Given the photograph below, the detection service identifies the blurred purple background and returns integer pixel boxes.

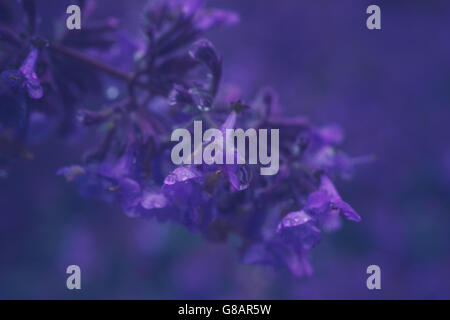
[1,0,450,299]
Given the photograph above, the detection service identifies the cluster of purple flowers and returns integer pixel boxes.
[0,0,362,277]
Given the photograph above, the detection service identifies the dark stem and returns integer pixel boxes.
[0,23,166,96]
[49,43,166,96]
[49,42,132,82]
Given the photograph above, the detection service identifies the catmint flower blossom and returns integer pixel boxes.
[1,48,43,100]
[0,0,365,277]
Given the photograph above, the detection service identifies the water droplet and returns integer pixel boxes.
[106,86,119,100]
[197,105,210,112]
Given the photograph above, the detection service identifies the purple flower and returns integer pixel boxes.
[162,166,205,207]
[1,47,43,100]
[0,0,365,278]
[189,39,222,96]
[305,174,361,223]
[195,9,240,31]
[276,211,321,250]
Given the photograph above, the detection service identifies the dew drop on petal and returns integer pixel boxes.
[106,86,119,100]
